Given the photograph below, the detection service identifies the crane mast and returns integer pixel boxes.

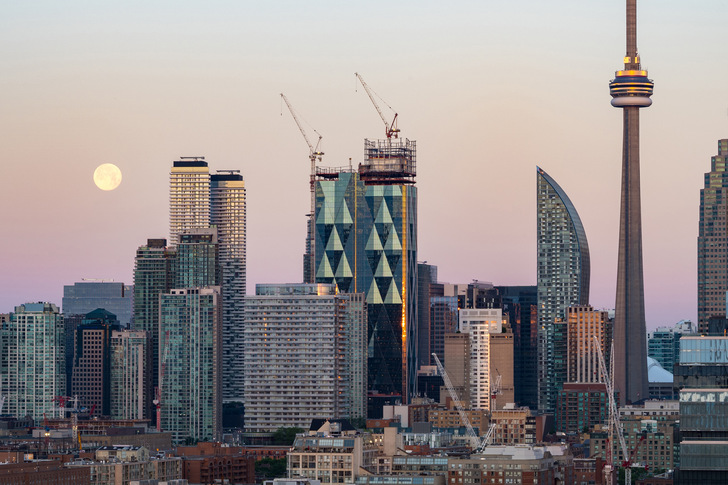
[354,72,400,139]
[280,93,324,282]
[595,338,632,485]
[432,353,495,454]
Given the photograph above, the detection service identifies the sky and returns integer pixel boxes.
[1,1,727,329]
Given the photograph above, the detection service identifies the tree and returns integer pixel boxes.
[272,427,304,446]
[256,458,287,479]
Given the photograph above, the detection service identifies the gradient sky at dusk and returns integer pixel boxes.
[2,1,727,329]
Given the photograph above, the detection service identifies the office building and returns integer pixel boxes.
[536,167,590,411]
[110,329,151,420]
[698,139,728,332]
[417,263,437,369]
[71,309,120,416]
[429,287,458,367]
[313,138,417,401]
[159,287,222,443]
[671,336,728,483]
[1,303,65,419]
[673,336,728,390]
[210,171,246,403]
[169,157,210,247]
[62,280,133,326]
[566,306,610,384]
[497,286,538,410]
[132,238,176,410]
[648,320,697,371]
[244,284,367,432]
[610,0,653,405]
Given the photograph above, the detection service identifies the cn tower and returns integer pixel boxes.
[610,0,652,404]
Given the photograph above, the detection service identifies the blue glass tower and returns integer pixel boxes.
[314,138,417,402]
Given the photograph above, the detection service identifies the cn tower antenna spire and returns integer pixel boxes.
[626,0,638,65]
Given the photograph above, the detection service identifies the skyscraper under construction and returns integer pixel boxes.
[313,138,418,402]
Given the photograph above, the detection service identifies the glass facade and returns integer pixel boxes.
[536,167,590,412]
[497,285,538,410]
[314,161,417,400]
[110,329,150,420]
[62,281,134,327]
[133,238,175,416]
[679,336,728,364]
[2,303,65,419]
[159,287,221,443]
[697,139,728,333]
[210,172,246,403]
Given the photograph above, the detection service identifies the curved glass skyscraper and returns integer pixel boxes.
[536,167,590,411]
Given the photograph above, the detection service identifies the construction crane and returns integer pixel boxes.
[355,72,400,139]
[432,353,495,453]
[491,369,502,412]
[153,330,171,432]
[280,93,324,281]
[595,338,634,485]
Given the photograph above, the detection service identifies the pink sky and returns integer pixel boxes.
[2,1,728,329]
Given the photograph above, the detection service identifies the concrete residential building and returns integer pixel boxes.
[71,309,120,416]
[312,137,418,401]
[210,171,247,403]
[536,167,590,412]
[566,305,610,384]
[2,302,65,419]
[244,284,367,432]
[442,333,471,407]
[62,280,133,327]
[447,446,558,485]
[110,329,151,420]
[169,157,211,247]
[459,309,503,412]
[287,419,378,483]
[610,0,653,405]
[556,382,609,434]
[159,287,222,443]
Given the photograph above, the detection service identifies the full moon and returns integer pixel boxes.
[93,163,122,191]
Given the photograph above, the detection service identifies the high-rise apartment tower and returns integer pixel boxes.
[610,0,653,404]
[1,303,65,419]
[169,158,210,247]
[536,167,590,411]
[210,171,246,402]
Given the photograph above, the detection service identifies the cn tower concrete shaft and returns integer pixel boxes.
[610,0,651,404]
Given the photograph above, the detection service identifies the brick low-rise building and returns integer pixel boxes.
[176,441,255,485]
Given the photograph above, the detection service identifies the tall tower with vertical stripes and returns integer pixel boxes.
[610,0,653,404]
